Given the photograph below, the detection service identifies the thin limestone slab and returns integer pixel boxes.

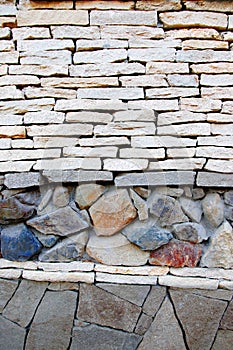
[96,272,158,285]
[159,275,219,290]
[94,265,169,276]
[22,270,95,283]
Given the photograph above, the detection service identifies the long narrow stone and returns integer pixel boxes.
[96,272,158,285]
[23,270,95,283]
[159,276,218,289]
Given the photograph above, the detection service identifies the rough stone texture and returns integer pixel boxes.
[0,315,26,350]
[202,193,225,227]
[173,222,208,243]
[0,196,35,224]
[2,279,48,327]
[179,197,203,223]
[25,291,77,350]
[89,189,137,236]
[27,206,89,237]
[170,289,227,350]
[71,324,141,350]
[1,223,42,261]
[75,184,105,209]
[77,283,141,332]
[201,221,233,269]
[212,330,233,350]
[0,279,18,312]
[138,297,186,350]
[220,300,233,331]
[149,239,202,267]
[142,285,166,317]
[86,232,149,266]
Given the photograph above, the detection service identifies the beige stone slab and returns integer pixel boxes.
[0,17,16,28]
[66,111,112,124]
[79,137,130,147]
[0,52,19,64]
[170,267,233,280]
[158,123,210,136]
[94,264,169,275]
[136,0,182,11]
[55,99,127,112]
[0,139,11,149]
[101,26,164,39]
[91,10,157,26]
[0,126,26,139]
[41,77,118,88]
[207,113,233,123]
[0,86,24,100]
[51,26,100,39]
[18,0,73,9]
[185,0,233,12]
[222,32,233,41]
[159,276,218,290]
[182,40,228,50]
[12,139,33,149]
[167,148,196,158]
[219,281,233,290]
[201,74,233,87]
[177,50,233,63]
[0,4,16,16]
[27,124,93,137]
[20,50,72,65]
[0,149,60,162]
[181,98,221,112]
[196,146,233,159]
[0,40,14,52]
[160,11,227,30]
[128,99,179,111]
[76,1,134,9]
[202,87,233,99]
[12,27,50,40]
[0,65,7,76]
[131,136,196,148]
[197,172,233,187]
[104,159,148,171]
[23,270,94,283]
[158,111,206,126]
[18,39,74,52]
[96,272,158,285]
[129,48,176,62]
[191,63,233,74]
[149,158,205,171]
[9,65,68,76]
[129,39,181,48]
[0,161,35,172]
[167,74,198,87]
[63,146,118,158]
[34,158,101,171]
[17,10,89,26]
[198,136,233,147]
[222,101,233,114]
[24,111,65,124]
[74,49,127,64]
[38,262,94,272]
[0,98,54,115]
[120,75,168,87]
[166,28,221,40]
[120,148,165,159]
[0,28,10,39]
[205,160,233,173]
[146,87,199,99]
[95,122,155,136]
[77,88,144,100]
[0,269,22,279]
[76,39,128,51]
[0,75,40,86]
[33,137,79,149]
[0,259,37,270]
[114,110,155,122]
[146,62,189,74]
[69,63,145,77]
[24,87,77,100]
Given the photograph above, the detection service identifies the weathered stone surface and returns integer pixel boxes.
[0,196,35,224]
[181,98,221,112]
[27,206,89,236]
[158,122,210,136]
[136,0,182,11]
[146,62,189,74]
[74,49,127,64]
[138,297,186,350]
[87,232,149,266]
[76,1,135,9]
[212,330,233,350]
[129,48,176,62]
[20,51,72,65]
[95,264,169,276]
[149,194,188,226]
[170,267,233,281]
[2,280,48,327]
[12,27,50,40]
[43,170,113,183]
[78,87,143,100]
[202,193,224,227]
[25,291,77,350]
[104,158,148,171]
[179,197,203,222]
[96,272,158,285]
[197,172,233,187]
[33,231,59,248]
[70,62,145,77]
[162,276,218,292]
[89,189,137,236]
[143,285,166,317]
[182,39,228,50]
[0,315,26,350]
[1,224,42,261]
[160,11,227,30]
[75,184,106,209]
[97,283,150,307]
[122,218,173,250]
[185,0,233,12]
[52,185,69,208]
[77,283,141,332]
[135,313,153,336]
[101,26,164,39]
[0,269,22,280]
[150,239,202,267]
[71,324,141,350]
[201,221,233,269]
[146,87,198,98]
[221,300,233,330]
[0,279,18,312]
[23,270,94,284]
[224,191,233,207]
[0,126,26,139]
[191,63,233,74]
[91,10,157,26]
[170,289,227,350]
[38,232,88,262]
[173,222,208,243]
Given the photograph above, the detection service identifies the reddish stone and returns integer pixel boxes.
[149,239,202,267]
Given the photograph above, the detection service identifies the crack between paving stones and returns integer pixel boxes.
[67,289,79,350]
[209,300,231,350]
[168,289,190,350]
[2,278,21,313]
[132,285,152,333]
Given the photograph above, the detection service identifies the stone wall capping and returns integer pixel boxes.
[0,268,22,280]
[22,270,95,284]
[96,272,158,285]
[94,265,169,276]
[38,261,95,272]
[159,275,219,290]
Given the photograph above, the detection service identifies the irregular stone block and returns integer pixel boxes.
[26,291,77,350]
[20,50,72,65]
[96,272,157,285]
[43,170,113,183]
[135,313,153,336]
[146,87,199,98]
[179,197,203,222]
[104,158,148,171]
[185,0,233,12]
[129,48,176,62]
[224,191,233,207]
[182,39,228,50]
[149,239,202,267]
[91,10,157,26]
[221,300,233,330]
[197,172,233,187]
[101,26,164,39]
[76,1,135,9]
[52,185,69,208]
[0,279,18,313]
[136,0,182,11]
[71,324,141,350]
[74,49,127,64]
[146,62,189,73]
[77,283,141,332]
[12,27,50,40]
[27,206,89,237]
[129,189,148,221]
[3,280,48,327]
[191,63,233,74]
[0,315,26,350]
[75,184,105,209]
[87,232,149,266]
[173,222,208,243]
[89,189,137,236]
[201,221,233,268]
[77,87,144,100]
[202,193,224,227]
[212,330,233,350]
[0,196,35,224]
[4,172,40,189]
[143,285,166,317]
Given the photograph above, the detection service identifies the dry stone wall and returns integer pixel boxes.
[0,0,233,269]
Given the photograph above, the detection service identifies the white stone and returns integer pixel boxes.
[41,77,118,88]
[229,16,233,30]
[0,75,40,86]
[0,139,11,149]
[167,74,199,87]
[159,276,218,290]
[24,87,77,100]
[0,65,7,75]
[191,63,233,74]
[27,124,92,136]
[0,126,26,138]
[211,124,233,135]
[20,50,72,65]
[74,49,127,64]
[55,99,127,112]
[207,113,233,123]
[91,10,157,26]
[146,87,199,98]
[0,86,24,100]
[94,264,169,276]
[76,39,128,50]
[166,28,221,40]
[104,159,148,171]
[181,98,221,112]
[12,139,33,148]
[79,137,130,147]
[129,48,176,62]
[202,87,233,99]
[77,87,143,100]
[219,281,233,290]
[18,39,74,52]
[158,111,206,126]
[182,39,228,50]
[196,147,233,159]
[120,148,165,159]
[24,111,65,124]
[34,158,101,171]
[12,27,50,40]
[0,149,60,161]
[197,172,233,187]
[0,4,16,16]
[95,122,155,136]
[33,137,79,148]
[51,25,100,39]
[114,110,155,121]
[222,102,233,114]
[170,267,233,281]
[0,269,22,279]
[0,259,37,270]
[0,28,10,39]
[120,75,168,87]
[198,136,233,147]
[96,273,158,285]
[176,50,233,63]
[69,63,145,77]
[128,99,179,111]
[101,26,164,39]
[0,40,14,52]
[22,270,94,283]
[4,172,40,189]
[63,146,118,158]
[76,1,134,9]
[146,62,189,74]
[157,123,210,136]
[201,74,233,87]
[66,112,112,123]
[149,158,205,171]
[18,0,73,9]
[185,1,233,12]
[136,0,182,11]
[0,161,35,172]
[205,160,233,173]
[17,10,89,26]
[0,52,19,64]
[131,136,196,148]
[38,261,94,272]
[167,148,195,158]
[9,65,68,76]
[129,39,181,48]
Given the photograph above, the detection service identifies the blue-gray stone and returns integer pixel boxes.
[1,223,42,261]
